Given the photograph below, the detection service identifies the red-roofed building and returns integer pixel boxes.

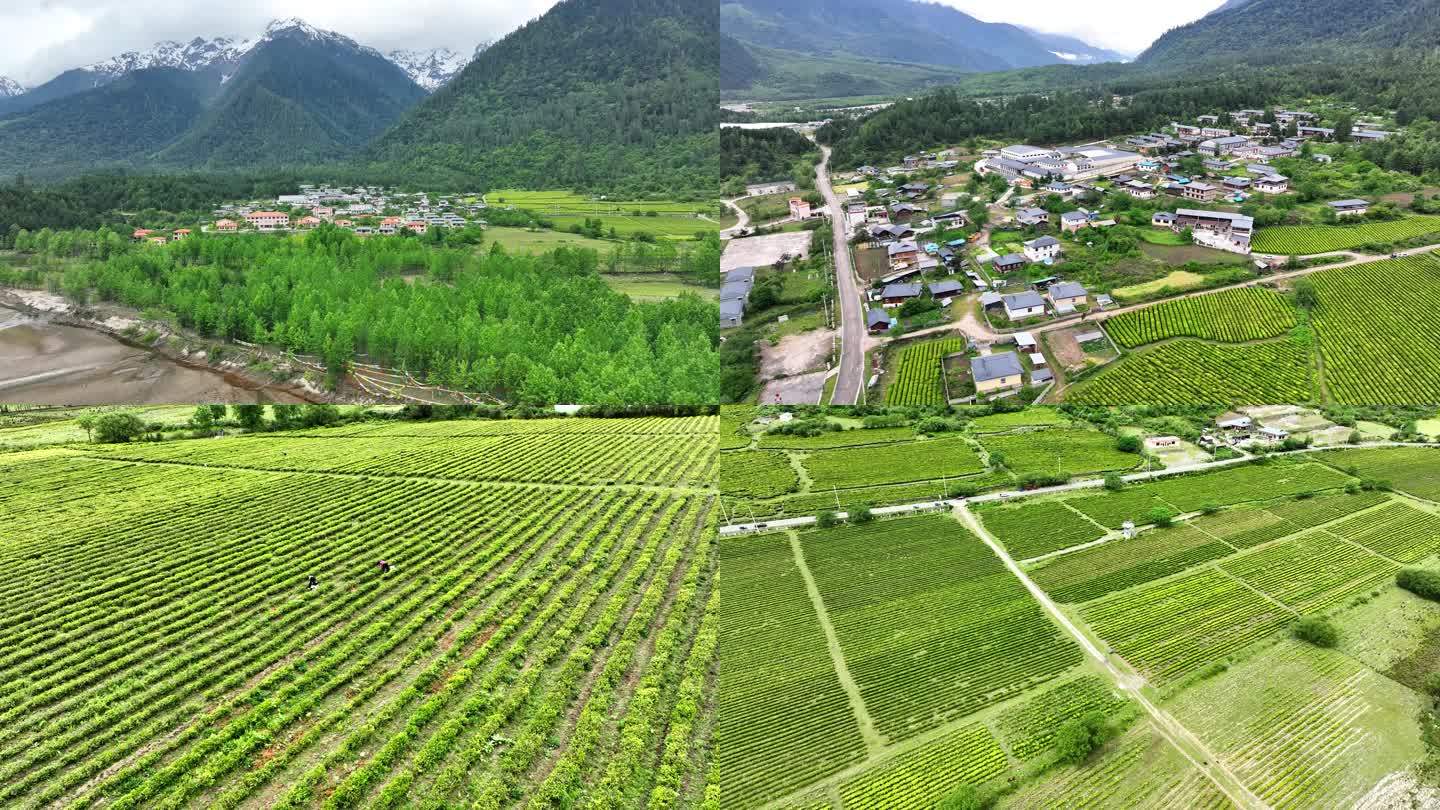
[132,228,154,240]
[149,236,168,246]
[214,219,238,232]
[405,221,427,234]
[244,211,290,231]
[297,216,322,229]
[172,229,192,241]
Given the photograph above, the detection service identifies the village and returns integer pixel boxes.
[127,184,488,244]
[721,101,1436,405]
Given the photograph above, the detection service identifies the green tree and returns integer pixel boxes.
[300,404,342,428]
[1292,616,1339,647]
[94,412,146,443]
[1054,711,1112,764]
[1103,473,1125,491]
[816,510,838,528]
[231,404,265,430]
[1147,506,1174,528]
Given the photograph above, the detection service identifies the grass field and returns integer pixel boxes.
[802,436,987,489]
[1252,215,1440,254]
[1111,270,1206,301]
[484,225,616,253]
[486,190,716,241]
[979,428,1141,479]
[0,406,197,450]
[0,415,717,808]
[601,273,718,301]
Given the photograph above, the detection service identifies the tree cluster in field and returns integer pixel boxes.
[17,225,717,405]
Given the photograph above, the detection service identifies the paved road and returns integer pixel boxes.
[720,198,750,239]
[717,440,1435,534]
[816,145,865,405]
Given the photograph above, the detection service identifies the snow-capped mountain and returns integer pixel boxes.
[81,36,258,84]
[0,77,24,97]
[386,48,474,92]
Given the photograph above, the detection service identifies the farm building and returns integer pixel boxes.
[1023,235,1061,263]
[1049,281,1088,312]
[1217,412,1253,430]
[1015,331,1038,352]
[994,253,1028,274]
[888,240,921,265]
[720,298,745,329]
[1152,212,1177,227]
[1172,209,1254,254]
[1017,208,1051,227]
[881,283,923,307]
[869,224,915,242]
[724,266,756,286]
[972,352,1025,394]
[1122,181,1156,200]
[1060,211,1091,232]
[1328,199,1369,217]
[1254,175,1289,194]
[867,308,893,333]
[1002,291,1046,320]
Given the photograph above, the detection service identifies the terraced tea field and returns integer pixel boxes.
[1064,337,1315,404]
[885,338,964,406]
[1251,216,1440,254]
[0,415,718,809]
[1103,287,1297,348]
[1309,255,1440,403]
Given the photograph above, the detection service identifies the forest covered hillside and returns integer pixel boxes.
[364,0,718,197]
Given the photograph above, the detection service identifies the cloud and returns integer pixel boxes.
[0,0,560,86]
[934,0,1230,55]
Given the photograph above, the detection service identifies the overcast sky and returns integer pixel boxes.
[938,0,1229,54]
[0,1,560,86]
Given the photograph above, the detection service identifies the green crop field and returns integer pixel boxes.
[1309,255,1440,403]
[1263,489,1391,527]
[1081,568,1293,685]
[1064,337,1315,404]
[979,428,1141,479]
[1251,215,1440,254]
[1325,501,1440,563]
[977,500,1105,560]
[0,416,717,809]
[968,407,1069,432]
[801,436,987,490]
[994,676,1130,761]
[886,338,965,406]
[801,516,1082,740]
[1147,462,1353,512]
[1189,506,1300,548]
[719,450,799,499]
[1319,446,1440,500]
[720,533,867,807]
[1028,525,1235,603]
[756,426,915,449]
[1218,531,1397,613]
[837,724,1007,810]
[1103,287,1298,348]
[1064,488,1179,528]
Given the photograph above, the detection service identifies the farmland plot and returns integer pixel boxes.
[1319,446,1440,501]
[1263,490,1391,528]
[1310,255,1440,403]
[1251,216,1440,254]
[1029,525,1236,603]
[1147,462,1352,513]
[837,724,1008,810]
[1167,641,1427,810]
[886,338,965,406]
[757,426,916,449]
[1218,531,1397,613]
[1081,568,1292,685]
[1064,337,1315,405]
[1190,506,1300,548]
[978,500,1106,560]
[980,428,1141,479]
[1326,501,1440,563]
[801,437,987,490]
[0,417,718,809]
[720,450,800,499]
[1104,287,1297,348]
[1065,489,1180,529]
[995,676,1131,762]
[801,516,1082,740]
[719,534,867,807]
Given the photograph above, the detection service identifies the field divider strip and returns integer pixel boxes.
[1207,562,1300,616]
[786,530,886,755]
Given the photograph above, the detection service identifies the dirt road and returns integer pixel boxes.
[817,145,865,404]
[721,198,750,239]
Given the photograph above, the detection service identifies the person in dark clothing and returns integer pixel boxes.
[378,560,391,575]
[307,574,318,590]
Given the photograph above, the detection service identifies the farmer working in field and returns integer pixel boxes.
[307,574,318,590]
[378,560,391,575]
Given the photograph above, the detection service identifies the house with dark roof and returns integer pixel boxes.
[720,298,745,329]
[881,283,923,307]
[1049,281,1088,312]
[971,351,1025,394]
[993,253,1027,274]
[723,266,755,286]
[720,281,751,302]
[1328,199,1369,217]
[928,280,964,298]
[1002,291,1046,320]
[1023,235,1061,263]
[1060,211,1092,232]
[1016,208,1051,227]
[867,308,893,333]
